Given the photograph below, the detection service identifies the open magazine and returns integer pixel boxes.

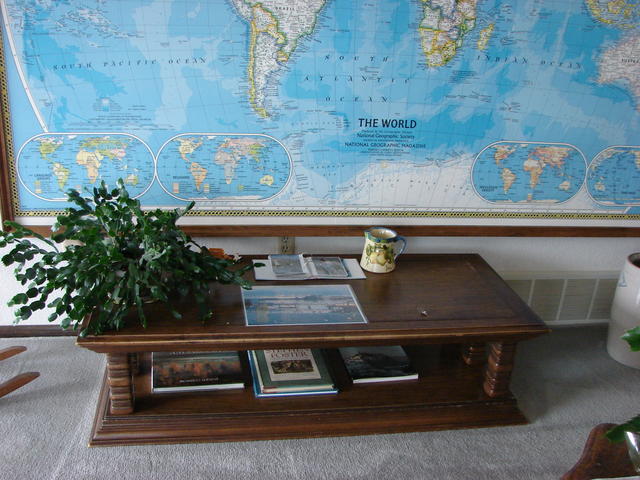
[253,254,366,281]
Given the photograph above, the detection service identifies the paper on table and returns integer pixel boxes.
[253,257,366,281]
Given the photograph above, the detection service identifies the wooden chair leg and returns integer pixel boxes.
[0,372,40,398]
[0,346,40,398]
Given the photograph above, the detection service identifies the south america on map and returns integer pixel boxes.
[1,0,640,219]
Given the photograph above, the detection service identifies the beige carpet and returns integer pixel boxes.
[1,326,638,480]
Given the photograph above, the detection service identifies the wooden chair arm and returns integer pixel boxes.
[0,346,27,361]
[0,372,40,398]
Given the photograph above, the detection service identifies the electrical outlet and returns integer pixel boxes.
[278,236,295,254]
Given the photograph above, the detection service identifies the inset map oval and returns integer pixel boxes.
[156,134,291,201]
[587,146,640,206]
[17,133,154,200]
[472,141,586,204]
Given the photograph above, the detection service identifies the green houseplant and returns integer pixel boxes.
[0,180,255,337]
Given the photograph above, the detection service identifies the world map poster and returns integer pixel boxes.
[1,0,639,223]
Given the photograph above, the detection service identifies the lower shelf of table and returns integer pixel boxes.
[89,344,529,446]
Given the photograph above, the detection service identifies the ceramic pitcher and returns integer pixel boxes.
[359,227,407,273]
[607,252,640,369]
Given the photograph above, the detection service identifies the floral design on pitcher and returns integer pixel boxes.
[365,243,394,267]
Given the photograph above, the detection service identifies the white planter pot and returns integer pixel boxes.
[608,253,640,369]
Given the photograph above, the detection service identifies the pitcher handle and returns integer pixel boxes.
[394,236,407,259]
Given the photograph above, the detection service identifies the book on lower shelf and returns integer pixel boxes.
[151,351,246,393]
[248,348,337,397]
[339,346,419,383]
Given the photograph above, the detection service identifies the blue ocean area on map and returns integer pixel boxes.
[2,0,640,217]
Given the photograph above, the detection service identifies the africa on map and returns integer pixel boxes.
[1,0,639,220]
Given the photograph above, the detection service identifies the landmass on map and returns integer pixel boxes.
[476,23,494,51]
[587,0,640,110]
[215,137,266,184]
[230,0,328,117]
[76,137,132,184]
[586,0,639,29]
[597,34,640,112]
[523,146,571,191]
[419,0,479,67]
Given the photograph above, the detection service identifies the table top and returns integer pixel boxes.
[77,254,548,353]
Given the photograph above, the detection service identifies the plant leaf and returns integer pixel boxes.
[8,293,29,306]
[622,326,640,352]
[606,415,640,443]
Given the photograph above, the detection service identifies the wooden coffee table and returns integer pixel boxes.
[77,254,549,446]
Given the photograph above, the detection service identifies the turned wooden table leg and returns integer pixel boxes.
[483,342,517,398]
[106,353,134,415]
[129,353,139,375]
[462,343,485,365]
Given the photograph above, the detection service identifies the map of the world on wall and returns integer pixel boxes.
[1,0,639,219]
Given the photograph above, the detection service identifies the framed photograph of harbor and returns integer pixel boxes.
[242,285,368,326]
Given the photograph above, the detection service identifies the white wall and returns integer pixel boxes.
[1,235,637,326]
[294,236,638,273]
